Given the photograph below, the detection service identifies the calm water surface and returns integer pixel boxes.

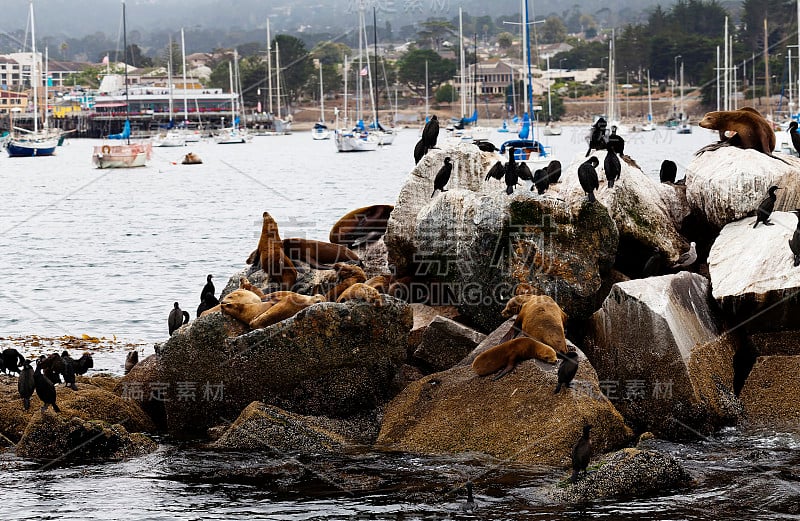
[3,125,796,520]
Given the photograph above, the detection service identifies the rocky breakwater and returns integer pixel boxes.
[384,144,619,330]
[585,272,740,438]
[154,297,412,438]
[685,146,800,229]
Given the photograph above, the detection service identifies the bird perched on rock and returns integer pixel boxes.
[546,160,562,183]
[504,148,519,195]
[672,242,697,270]
[474,139,498,152]
[607,125,625,154]
[201,274,215,302]
[414,115,440,164]
[532,168,549,195]
[1,348,24,375]
[659,160,677,183]
[431,157,453,197]
[578,157,600,202]
[125,350,139,375]
[413,138,426,164]
[197,293,219,317]
[517,161,533,183]
[571,425,592,483]
[586,118,607,156]
[18,359,34,411]
[789,210,800,267]
[34,358,60,413]
[788,121,800,155]
[168,302,189,335]
[604,148,621,188]
[753,185,782,228]
[460,481,476,513]
[554,351,579,393]
[60,351,78,391]
[74,353,94,376]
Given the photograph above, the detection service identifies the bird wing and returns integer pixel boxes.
[517,162,533,181]
[486,161,504,181]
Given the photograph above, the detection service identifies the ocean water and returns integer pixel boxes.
[4,125,796,520]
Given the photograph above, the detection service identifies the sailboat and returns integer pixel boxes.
[334,54,378,152]
[448,8,489,141]
[152,38,186,147]
[92,0,152,168]
[7,0,60,158]
[312,64,331,140]
[499,0,553,169]
[676,61,692,134]
[367,7,395,145]
[215,51,251,144]
[255,20,292,136]
[638,70,656,132]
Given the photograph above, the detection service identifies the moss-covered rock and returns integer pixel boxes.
[740,355,800,431]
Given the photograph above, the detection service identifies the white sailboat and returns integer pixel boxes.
[676,62,692,134]
[367,7,395,145]
[215,52,251,144]
[638,70,656,132]
[7,0,59,158]
[605,31,627,135]
[254,20,292,136]
[312,64,331,140]
[334,54,378,152]
[92,0,152,168]
[152,39,186,147]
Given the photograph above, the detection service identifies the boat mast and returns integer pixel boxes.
[647,69,653,122]
[266,19,273,115]
[362,11,377,125]
[30,0,39,134]
[319,64,325,122]
[167,36,174,124]
[546,54,552,120]
[373,7,379,126]
[343,55,348,126]
[275,42,282,120]
[122,0,131,144]
[357,6,363,122]
[181,28,188,125]
[524,0,534,125]
[44,46,49,130]
[425,60,429,120]
[459,7,466,118]
[228,60,234,128]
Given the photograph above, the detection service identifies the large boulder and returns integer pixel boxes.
[559,150,688,263]
[740,355,800,431]
[157,298,412,437]
[413,316,486,372]
[550,447,691,503]
[708,212,800,332]
[585,273,740,438]
[376,355,632,466]
[15,412,156,461]
[212,401,351,453]
[385,145,619,329]
[685,146,800,229]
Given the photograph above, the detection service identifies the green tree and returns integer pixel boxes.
[435,83,457,104]
[64,65,109,89]
[311,41,352,66]
[397,48,458,96]
[540,17,567,44]
[416,19,457,51]
[497,32,514,50]
[539,90,564,120]
[273,34,314,104]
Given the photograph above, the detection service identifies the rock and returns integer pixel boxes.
[212,401,351,452]
[560,150,687,263]
[0,375,155,444]
[685,146,800,229]
[115,354,166,429]
[376,357,632,466]
[747,331,800,356]
[158,298,412,437]
[407,303,461,350]
[550,448,690,503]
[740,355,800,431]
[413,316,486,372]
[356,237,391,279]
[15,412,157,461]
[654,182,692,231]
[709,212,800,332]
[585,273,740,438]
[385,145,619,328]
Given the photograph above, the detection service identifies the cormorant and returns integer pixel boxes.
[18,359,34,411]
[504,147,519,195]
[1,348,24,375]
[607,125,625,154]
[168,302,185,335]
[788,121,800,155]
[571,425,592,483]
[517,161,533,182]
[753,185,782,227]
[578,157,600,202]
[672,242,697,270]
[789,210,800,267]
[554,351,579,393]
[125,350,139,375]
[421,115,439,149]
[34,358,60,413]
[546,160,562,183]
[431,157,453,197]
[586,118,607,156]
[201,274,215,301]
[474,139,498,152]
[604,148,621,188]
[413,138,426,164]
[532,168,549,195]
[74,353,94,376]
[60,351,77,391]
[659,160,677,183]
[461,481,476,513]
[197,293,220,317]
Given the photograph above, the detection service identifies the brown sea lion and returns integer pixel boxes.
[246,211,297,289]
[336,282,384,307]
[364,274,392,293]
[181,152,202,165]
[329,204,394,248]
[220,289,324,329]
[697,107,786,162]
[472,337,558,379]
[282,238,360,269]
[499,294,568,354]
[239,277,268,299]
[325,262,367,301]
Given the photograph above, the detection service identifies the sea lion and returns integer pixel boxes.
[239,277,268,299]
[325,262,367,301]
[247,211,297,289]
[220,288,324,329]
[282,238,360,269]
[472,337,558,379]
[181,152,202,165]
[697,107,786,162]
[336,282,384,307]
[364,274,391,293]
[329,205,394,248]
[499,293,568,355]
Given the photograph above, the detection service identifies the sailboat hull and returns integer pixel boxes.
[7,137,58,157]
[334,130,378,152]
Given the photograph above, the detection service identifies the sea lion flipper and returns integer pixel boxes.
[246,249,259,265]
